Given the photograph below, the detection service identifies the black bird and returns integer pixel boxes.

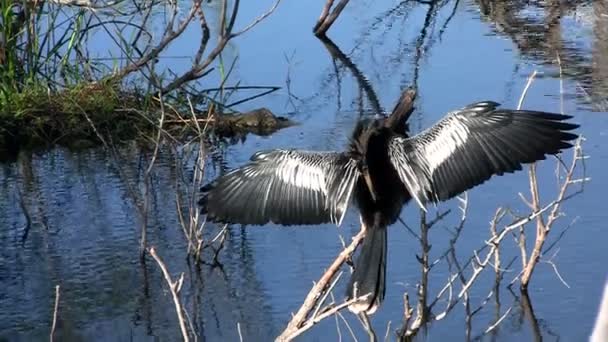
[199,96,578,314]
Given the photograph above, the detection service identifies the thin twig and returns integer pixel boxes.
[312,271,343,319]
[542,248,570,288]
[50,285,60,342]
[231,0,283,36]
[140,91,166,258]
[149,247,190,342]
[517,70,538,110]
[313,0,351,36]
[483,306,512,335]
[281,294,371,341]
[276,224,367,341]
[237,322,244,342]
[520,138,585,288]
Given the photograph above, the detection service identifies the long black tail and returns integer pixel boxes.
[346,225,387,314]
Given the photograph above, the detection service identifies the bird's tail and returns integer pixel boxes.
[346,225,387,315]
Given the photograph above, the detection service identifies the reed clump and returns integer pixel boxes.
[0,0,285,156]
[0,80,151,151]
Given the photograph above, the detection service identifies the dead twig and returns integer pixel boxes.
[149,247,190,342]
[112,0,202,82]
[110,0,282,95]
[173,99,210,263]
[280,294,371,341]
[520,115,587,288]
[163,0,282,93]
[276,224,367,341]
[139,91,166,258]
[313,0,351,36]
[483,306,512,335]
[398,197,465,339]
[50,285,60,342]
[237,322,244,342]
[516,70,538,110]
[403,209,432,336]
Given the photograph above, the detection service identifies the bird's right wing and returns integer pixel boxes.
[199,149,360,226]
[388,101,579,209]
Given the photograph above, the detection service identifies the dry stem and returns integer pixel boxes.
[173,99,211,263]
[108,0,282,94]
[276,225,367,341]
[520,137,586,289]
[516,69,588,289]
[50,285,60,342]
[314,0,351,36]
[149,247,190,342]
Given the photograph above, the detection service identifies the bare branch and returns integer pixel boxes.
[113,0,202,81]
[520,137,586,289]
[483,306,512,335]
[313,0,351,36]
[149,247,190,342]
[280,294,371,341]
[237,322,244,342]
[276,224,367,341]
[541,248,570,289]
[50,285,60,342]
[163,0,282,93]
[231,0,283,37]
[517,70,538,110]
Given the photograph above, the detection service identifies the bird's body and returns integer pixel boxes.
[199,97,578,314]
[351,119,411,227]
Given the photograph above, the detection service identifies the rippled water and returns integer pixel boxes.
[2,1,608,341]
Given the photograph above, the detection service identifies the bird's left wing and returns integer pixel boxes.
[199,149,360,226]
[388,101,579,209]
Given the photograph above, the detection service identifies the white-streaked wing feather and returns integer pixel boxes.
[200,149,360,226]
[389,102,578,208]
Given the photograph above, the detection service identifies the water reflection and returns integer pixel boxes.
[318,35,385,116]
[0,147,275,341]
[1,0,607,341]
[476,0,608,111]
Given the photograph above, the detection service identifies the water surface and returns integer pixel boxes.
[1,0,607,341]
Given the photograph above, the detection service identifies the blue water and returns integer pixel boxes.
[1,1,607,341]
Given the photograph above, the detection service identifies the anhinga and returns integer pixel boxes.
[198,91,578,314]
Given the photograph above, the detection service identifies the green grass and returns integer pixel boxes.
[0,0,284,158]
[2,0,195,154]
[0,0,156,153]
[0,80,152,152]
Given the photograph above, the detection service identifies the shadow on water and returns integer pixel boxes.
[1,0,608,341]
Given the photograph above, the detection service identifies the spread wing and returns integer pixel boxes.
[388,101,579,208]
[199,149,360,226]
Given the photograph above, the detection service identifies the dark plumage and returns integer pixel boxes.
[199,97,578,314]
